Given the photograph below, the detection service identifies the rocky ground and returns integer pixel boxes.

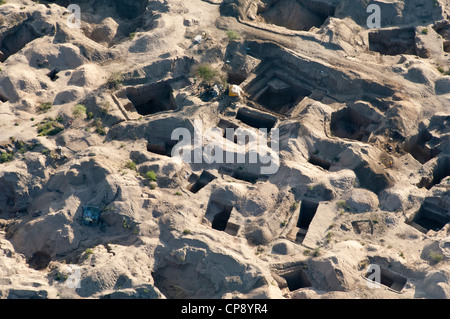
[0,0,449,299]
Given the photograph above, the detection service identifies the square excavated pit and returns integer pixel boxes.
[255,77,311,114]
[189,170,217,194]
[126,81,176,116]
[412,197,450,233]
[241,58,315,116]
[206,200,234,232]
[278,267,312,292]
[365,266,407,293]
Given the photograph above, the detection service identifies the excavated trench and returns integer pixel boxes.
[330,107,377,142]
[431,157,450,188]
[354,162,393,195]
[412,197,450,232]
[403,130,441,164]
[206,200,233,232]
[365,266,407,292]
[124,81,177,116]
[369,28,417,56]
[242,59,315,115]
[0,20,43,63]
[236,108,277,132]
[258,0,335,31]
[189,170,217,194]
[256,78,311,114]
[146,140,178,157]
[278,267,312,291]
[295,200,319,244]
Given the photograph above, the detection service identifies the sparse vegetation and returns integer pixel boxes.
[226,30,240,42]
[421,28,428,35]
[37,118,64,136]
[437,66,450,75]
[125,160,136,171]
[0,152,13,163]
[146,170,157,182]
[94,118,106,135]
[429,251,444,264]
[107,72,124,89]
[290,201,299,211]
[193,64,226,85]
[37,102,52,114]
[72,104,87,118]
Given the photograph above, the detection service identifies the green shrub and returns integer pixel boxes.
[193,64,226,85]
[94,118,106,135]
[37,102,52,114]
[421,28,428,35]
[107,72,124,89]
[125,160,136,170]
[146,170,157,182]
[37,118,64,136]
[429,251,444,264]
[72,104,87,118]
[0,152,13,163]
[226,30,240,41]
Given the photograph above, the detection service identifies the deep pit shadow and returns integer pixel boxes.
[258,0,335,32]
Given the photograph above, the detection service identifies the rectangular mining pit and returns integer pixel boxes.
[295,200,319,244]
[147,140,178,157]
[206,200,234,232]
[258,0,334,32]
[122,80,182,116]
[236,108,277,132]
[330,107,376,142]
[189,170,217,194]
[368,27,417,56]
[412,197,450,232]
[276,266,312,292]
[366,266,407,293]
[254,77,311,114]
